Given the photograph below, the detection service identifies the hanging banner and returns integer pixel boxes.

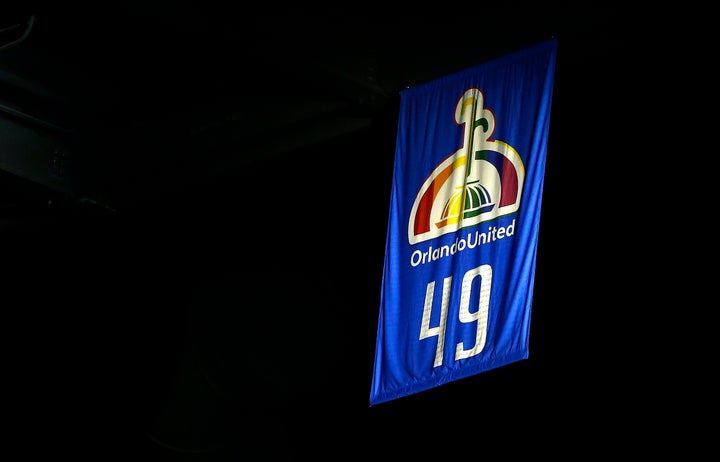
[370,39,558,406]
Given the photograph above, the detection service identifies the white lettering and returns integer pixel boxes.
[410,219,517,267]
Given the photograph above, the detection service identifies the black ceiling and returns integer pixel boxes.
[1,2,629,214]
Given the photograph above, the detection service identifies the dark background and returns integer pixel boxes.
[1,3,700,460]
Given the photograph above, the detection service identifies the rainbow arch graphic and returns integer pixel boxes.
[408,88,525,245]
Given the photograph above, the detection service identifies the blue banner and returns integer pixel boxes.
[370,39,558,406]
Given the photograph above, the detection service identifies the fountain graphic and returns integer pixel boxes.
[408,87,525,245]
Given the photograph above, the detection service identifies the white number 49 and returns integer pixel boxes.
[419,264,492,368]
